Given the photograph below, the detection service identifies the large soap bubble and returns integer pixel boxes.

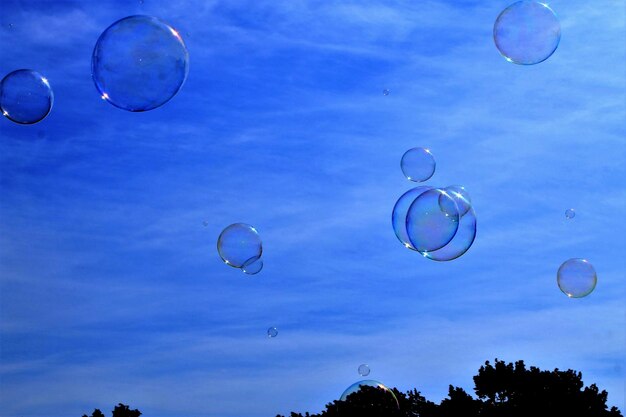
[401,147,435,182]
[217,223,262,269]
[340,380,399,409]
[406,188,459,252]
[92,15,189,111]
[442,185,472,217]
[557,258,597,298]
[494,1,561,65]
[0,69,53,124]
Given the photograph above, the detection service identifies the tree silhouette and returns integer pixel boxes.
[82,404,141,417]
[278,359,623,417]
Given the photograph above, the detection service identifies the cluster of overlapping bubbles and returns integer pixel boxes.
[393,148,476,261]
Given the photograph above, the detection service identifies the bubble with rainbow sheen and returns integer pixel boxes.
[557,258,597,298]
[493,1,561,65]
[340,380,399,409]
[401,147,435,182]
[392,186,433,250]
[406,188,459,252]
[0,69,53,124]
[92,15,189,111]
[217,223,262,269]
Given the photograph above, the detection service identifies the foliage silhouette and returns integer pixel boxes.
[277,359,622,417]
[82,403,141,417]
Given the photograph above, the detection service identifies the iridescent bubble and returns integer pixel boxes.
[423,205,477,262]
[92,15,189,111]
[557,258,597,298]
[0,69,53,124]
[441,185,472,217]
[267,327,278,338]
[391,186,432,250]
[242,257,263,275]
[383,89,390,96]
[565,208,575,219]
[340,380,399,409]
[493,1,561,65]
[406,188,459,252]
[358,364,370,377]
[401,147,435,182]
[217,223,262,269]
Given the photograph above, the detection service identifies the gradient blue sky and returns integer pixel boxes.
[1,0,624,416]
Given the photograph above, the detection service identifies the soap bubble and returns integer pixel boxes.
[358,364,370,376]
[406,188,459,252]
[423,205,477,261]
[217,223,262,269]
[242,257,263,275]
[401,147,435,182]
[0,69,53,124]
[557,258,597,298]
[565,208,575,219]
[202,221,208,226]
[340,380,399,409]
[267,327,278,338]
[383,89,390,96]
[391,186,432,250]
[92,15,189,111]
[442,185,472,217]
[494,1,561,65]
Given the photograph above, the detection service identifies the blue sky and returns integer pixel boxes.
[0,0,624,416]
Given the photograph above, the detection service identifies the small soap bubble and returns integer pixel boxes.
[358,364,370,376]
[242,258,263,275]
[401,147,436,182]
[565,208,575,219]
[383,89,390,96]
[202,221,208,226]
[267,327,278,338]
[217,223,262,269]
[557,258,597,298]
[442,185,472,217]
[494,1,561,65]
[92,15,189,111]
[0,69,53,124]
[340,380,399,409]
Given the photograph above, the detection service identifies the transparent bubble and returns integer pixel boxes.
[565,208,575,219]
[391,186,432,250]
[267,327,278,338]
[423,205,477,261]
[383,89,390,96]
[217,223,262,269]
[242,257,263,275]
[557,258,597,298]
[202,221,208,226]
[0,69,53,124]
[92,15,189,111]
[401,147,435,182]
[406,188,459,252]
[494,1,561,65]
[340,380,399,409]
[358,364,370,377]
[441,185,472,217]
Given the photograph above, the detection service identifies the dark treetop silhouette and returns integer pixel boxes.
[83,403,141,417]
[278,359,623,417]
